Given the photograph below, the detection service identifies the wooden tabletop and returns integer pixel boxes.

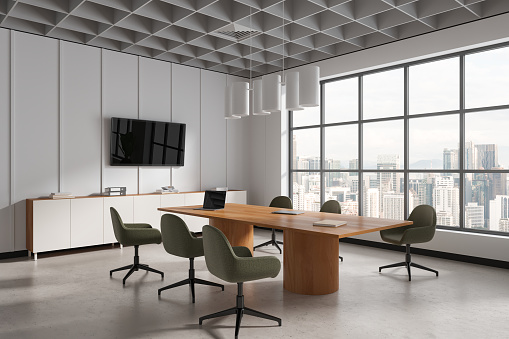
[158,203,412,238]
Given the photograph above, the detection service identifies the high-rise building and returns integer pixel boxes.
[292,134,297,170]
[443,148,458,171]
[349,159,358,176]
[465,202,485,229]
[489,195,509,232]
[475,144,498,170]
[499,219,509,232]
[433,176,459,226]
[465,141,477,170]
[364,188,379,218]
[376,154,400,216]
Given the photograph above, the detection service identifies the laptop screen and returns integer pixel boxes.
[203,190,226,209]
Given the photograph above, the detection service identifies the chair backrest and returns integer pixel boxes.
[202,225,238,282]
[160,214,203,258]
[408,205,437,242]
[110,207,126,245]
[320,200,341,214]
[269,196,293,209]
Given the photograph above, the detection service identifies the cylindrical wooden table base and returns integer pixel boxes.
[209,218,254,253]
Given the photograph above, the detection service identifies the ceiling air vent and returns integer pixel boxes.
[211,23,261,42]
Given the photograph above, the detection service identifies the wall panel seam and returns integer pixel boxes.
[9,30,14,250]
[58,40,62,193]
[100,49,103,194]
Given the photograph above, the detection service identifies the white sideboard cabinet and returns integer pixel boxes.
[27,190,247,259]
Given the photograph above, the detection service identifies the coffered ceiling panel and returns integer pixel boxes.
[1,0,508,77]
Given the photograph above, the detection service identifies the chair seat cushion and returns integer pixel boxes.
[122,227,162,247]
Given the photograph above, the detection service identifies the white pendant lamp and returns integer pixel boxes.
[262,73,281,113]
[252,79,269,115]
[286,71,303,111]
[224,85,240,119]
[231,82,249,117]
[299,65,320,107]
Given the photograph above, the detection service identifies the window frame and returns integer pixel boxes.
[289,42,509,237]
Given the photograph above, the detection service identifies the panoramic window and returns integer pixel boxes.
[290,45,509,235]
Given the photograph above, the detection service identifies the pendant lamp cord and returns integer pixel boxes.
[282,0,285,84]
[249,5,252,89]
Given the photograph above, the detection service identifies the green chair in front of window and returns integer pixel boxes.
[379,205,439,281]
[158,214,224,303]
[109,207,165,285]
[253,196,293,254]
[320,200,344,262]
[199,225,281,338]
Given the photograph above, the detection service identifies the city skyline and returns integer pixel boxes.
[292,136,509,233]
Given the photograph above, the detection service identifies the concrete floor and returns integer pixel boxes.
[1,228,508,339]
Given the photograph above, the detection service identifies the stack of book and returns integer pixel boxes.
[49,192,75,199]
[155,189,174,194]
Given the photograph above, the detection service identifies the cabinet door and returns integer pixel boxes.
[33,199,71,253]
[71,198,103,248]
[103,196,133,244]
[226,190,247,204]
[184,192,207,233]
[133,195,162,230]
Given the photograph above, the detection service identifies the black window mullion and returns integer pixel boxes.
[459,54,466,229]
[358,75,363,216]
[289,110,293,204]
[404,66,409,218]
[320,83,325,207]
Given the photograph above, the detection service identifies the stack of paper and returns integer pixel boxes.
[312,219,347,227]
[49,192,75,199]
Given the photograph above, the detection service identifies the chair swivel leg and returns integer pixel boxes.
[254,229,283,254]
[158,258,224,302]
[379,244,438,281]
[110,245,164,285]
[199,283,281,338]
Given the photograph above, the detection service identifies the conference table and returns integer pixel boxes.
[158,203,412,295]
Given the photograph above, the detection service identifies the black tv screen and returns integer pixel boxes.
[110,117,185,166]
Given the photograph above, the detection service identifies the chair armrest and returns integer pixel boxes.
[232,246,252,258]
[124,223,152,229]
[401,225,435,244]
[192,231,203,237]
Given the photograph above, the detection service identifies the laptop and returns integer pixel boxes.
[193,190,227,210]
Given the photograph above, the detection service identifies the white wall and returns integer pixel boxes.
[250,13,509,261]
[0,29,240,254]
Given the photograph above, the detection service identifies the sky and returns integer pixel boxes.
[293,46,509,170]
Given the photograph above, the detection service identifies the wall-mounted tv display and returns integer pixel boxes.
[110,117,186,166]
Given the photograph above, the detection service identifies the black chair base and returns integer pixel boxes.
[254,229,283,254]
[199,282,281,338]
[339,256,343,262]
[158,258,224,303]
[379,244,438,281]
[110,245,164,285]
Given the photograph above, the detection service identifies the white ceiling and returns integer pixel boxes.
[1,0,508,78]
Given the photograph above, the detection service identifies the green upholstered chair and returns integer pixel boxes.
[379,205,439,281]
[158,214,224,302]
[109,207,164,285]
[253,196,293,254]
[320,200,344,262]
[199,225,281,338]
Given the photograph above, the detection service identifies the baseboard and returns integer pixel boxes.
[0,244,120,261]
[340,238,509,270]
[0,250,28,260]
